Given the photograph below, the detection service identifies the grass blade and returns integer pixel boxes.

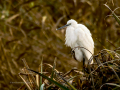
[19,74,32,90]
[100,83,120,90]
[104,4,120,25]
[51,58,56,80]
[54,70,77,90]
[39,59,43,90]
[27,69,69,90]
[40,84,45,90]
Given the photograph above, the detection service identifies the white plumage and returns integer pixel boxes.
[57,19,94,65]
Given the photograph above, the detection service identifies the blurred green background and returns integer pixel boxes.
[0,0,120,89]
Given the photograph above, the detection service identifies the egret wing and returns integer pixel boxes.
[75,27,94,64]
[78,24,91,36]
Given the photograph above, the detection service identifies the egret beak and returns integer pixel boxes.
[56,23,71,30]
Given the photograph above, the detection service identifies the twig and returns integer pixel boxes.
[104,4,120,25]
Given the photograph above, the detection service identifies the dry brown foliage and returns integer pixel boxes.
[0,0,120,89]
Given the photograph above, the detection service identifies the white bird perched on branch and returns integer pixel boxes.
[56,19,94,69]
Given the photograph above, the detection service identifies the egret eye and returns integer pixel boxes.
[67,23,71,26]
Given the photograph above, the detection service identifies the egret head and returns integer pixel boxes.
[67,19,77,28]
[56,19,78,30]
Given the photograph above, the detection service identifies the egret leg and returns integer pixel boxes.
[78,61,83,71]
[78,57,89,73]
[83,57,87,73]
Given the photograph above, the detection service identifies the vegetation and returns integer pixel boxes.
[0,0,120,89]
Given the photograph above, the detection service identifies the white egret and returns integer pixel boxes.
[56,19,94,69]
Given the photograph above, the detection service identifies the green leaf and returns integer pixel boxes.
[54,70,77,90]
[40,84,44,90]
[27,69,69,90]
[51,58,56,80]
[40,59,43,90]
